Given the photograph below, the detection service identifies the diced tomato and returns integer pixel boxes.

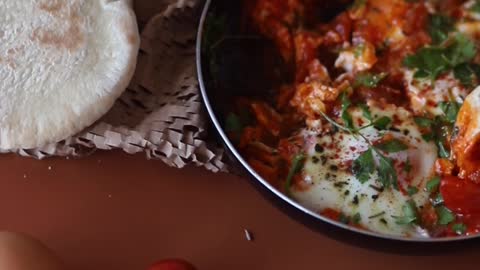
[440,176,480,215]
[321,208,342,221]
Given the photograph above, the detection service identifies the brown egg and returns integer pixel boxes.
[0,232,65,270]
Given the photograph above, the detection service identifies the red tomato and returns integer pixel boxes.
[440,176,480,215]
[147,259,196,270]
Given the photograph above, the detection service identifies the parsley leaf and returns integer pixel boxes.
[354,72,388,88]
[428,14,454,45]
[404,158,412,174]
[436,206,455,225]
[452,223,467,235]
[376,139,409,153]
[404,34,476,82]
[432,193,444,206]
[372,116,392,130]
[445,34,476,67]
[395,200,418,225]
[404,47,449,81]
[439,101,461,124]
[454,63,476,87]
[358,103,373,121]
[414,116,434,128]
[407,186,419,196]
[340,92,354,130]
[426,176,441,193]
[285,154,306,196]
[352,148,375,184]
[377,154,398,189]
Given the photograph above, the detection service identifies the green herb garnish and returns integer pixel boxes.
[404,34,476,82]
[432,193,445,206]
[407,186,419,196]
[358,103,373,121]
[452,223,467,235]
[340,92,354,130]
[352,148,375,184]
[426,176,441,193]
[285,154,306,196]
[414,117,434,128]
[395,200,419,225]
[436,206,455,225]
[354,72,388,88]
[428,14,454,45]
[376,139,409,153]
[352,213,362,224]
[372,116,392,130]
[439,101,461,124]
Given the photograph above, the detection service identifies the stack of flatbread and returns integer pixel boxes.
[0,0,140,150]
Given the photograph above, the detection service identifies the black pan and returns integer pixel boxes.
[195,0,480,249]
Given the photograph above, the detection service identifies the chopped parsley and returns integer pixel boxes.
[432,193,444,207]
[452,223,467,235]
[414,116,434,128]
[285,154,306,196]
[372,116,392,130]
[428,14,454,45]
[340,91,354,130]
[407,186,419,196]
[404,34,476,83]
[436,206,455,225]
[439,101,461,124]
[415,101,461,158]
[352,148,375,184]
[426,176,441,193]
[395,200,419,225]
[358,103,372,121]
[376,139,409,153]
[354,72,388,88]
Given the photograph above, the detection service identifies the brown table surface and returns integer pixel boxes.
[1,150,479,270]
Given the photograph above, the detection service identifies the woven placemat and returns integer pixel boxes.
[6,0,228,173]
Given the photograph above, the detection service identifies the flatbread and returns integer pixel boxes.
[0,0,140,150]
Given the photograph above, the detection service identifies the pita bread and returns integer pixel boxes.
[0,0,140,150]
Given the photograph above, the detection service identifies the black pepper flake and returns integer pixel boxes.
[315,144,324,153]
[321,156,328,165]
[312,156,320,164]
[334,181,348,188]
[389,127,401,132]
[403,130,410,136]
[372,194,379,201]
[380,218,388,225]
[369,185,384,193]
[352,195,359,205]
[344,190,350,196]
[330,165,338,171]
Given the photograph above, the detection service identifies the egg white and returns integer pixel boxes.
[291,104,437,237]
[404,70,468,116]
